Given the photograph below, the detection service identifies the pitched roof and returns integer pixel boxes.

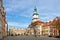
[28,21,44,28]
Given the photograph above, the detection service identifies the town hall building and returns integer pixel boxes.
[28,7,59,36]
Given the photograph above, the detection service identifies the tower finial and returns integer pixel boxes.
[32,6,39,23]
[34,6,37,12]
[33,6,38,15]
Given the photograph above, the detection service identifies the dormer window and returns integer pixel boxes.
[2,12,5,17]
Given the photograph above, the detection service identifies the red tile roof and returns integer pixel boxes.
[34,21,44,25]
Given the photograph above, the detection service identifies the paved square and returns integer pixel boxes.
[5,36,60,40]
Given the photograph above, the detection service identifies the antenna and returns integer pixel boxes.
[34,0,39,7]
[34,0,37,7]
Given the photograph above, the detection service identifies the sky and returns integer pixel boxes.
[3,0,60,30]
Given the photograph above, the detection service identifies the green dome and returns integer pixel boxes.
[33,7,38,15]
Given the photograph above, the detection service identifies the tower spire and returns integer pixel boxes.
[33,6,38,15]
[32,6,39,23]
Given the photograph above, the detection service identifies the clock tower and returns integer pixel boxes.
[32,7,40,23]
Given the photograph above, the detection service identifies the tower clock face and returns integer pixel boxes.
[33,15,38,18]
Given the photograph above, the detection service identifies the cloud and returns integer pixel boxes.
[8,22,29,28]
[4,0,60,18]
[3,0,60,29]
[39,13,60,22]
[4,0,60,12]
[4,0,35,12]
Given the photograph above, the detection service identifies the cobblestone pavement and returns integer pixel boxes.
[5,36,60,40]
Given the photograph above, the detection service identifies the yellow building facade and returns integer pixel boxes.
[9,28,26,36]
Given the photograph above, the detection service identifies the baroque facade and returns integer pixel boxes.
[0,0,7,39]
[9,27,26,36]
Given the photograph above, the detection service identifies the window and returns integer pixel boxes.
[0,9,1,12]
[0,32,1,34]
